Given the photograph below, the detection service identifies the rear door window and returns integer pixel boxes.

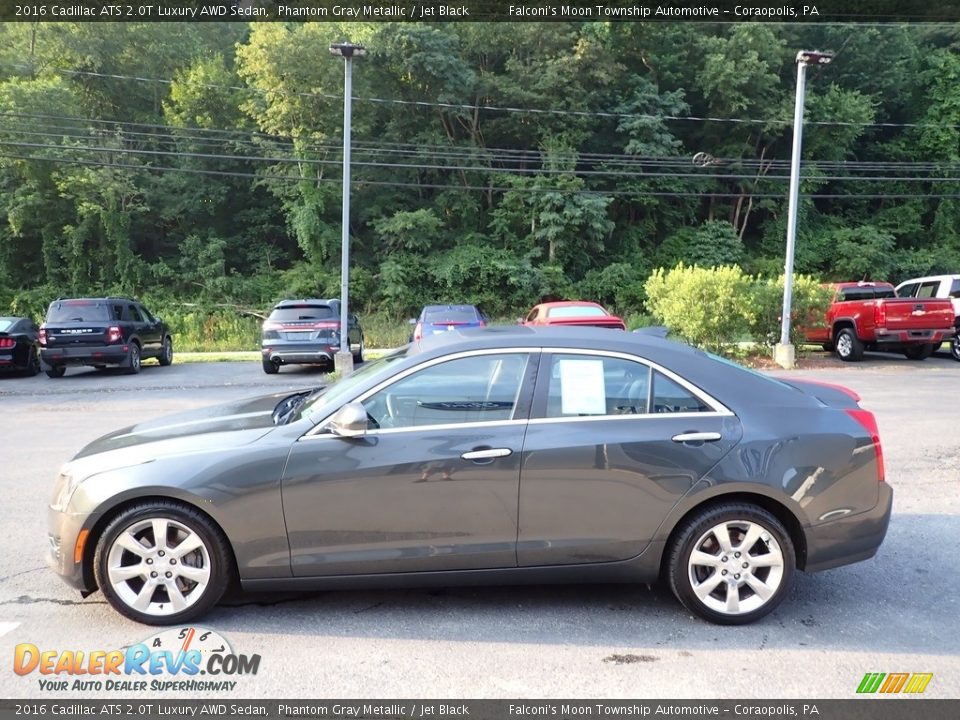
[652,371,711,414]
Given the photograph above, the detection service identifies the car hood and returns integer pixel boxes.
[72,392,293,461]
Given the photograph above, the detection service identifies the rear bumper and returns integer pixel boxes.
[262,344,338,365]
[41,345,128,367]
[873,328,951,344]
[803,482,893,572]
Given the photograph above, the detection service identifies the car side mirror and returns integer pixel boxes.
[408,318,417,325]
[516,318,524,325]
[328,402,368,438]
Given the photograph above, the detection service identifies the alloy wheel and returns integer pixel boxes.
[106,517,212,617]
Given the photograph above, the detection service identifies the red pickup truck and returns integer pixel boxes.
[805,282,954,361]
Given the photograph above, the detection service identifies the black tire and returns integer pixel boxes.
[158,336,173,366]
[353,336,365,364]
[834,327,864,362]
[125,343,141,375]
[261,356,279,374]
[667,502,795,625]
[952,338,960,362]
[45,365,65,379]
[22,348,40,377]
[903,344,935,361]
[93,501,232,625]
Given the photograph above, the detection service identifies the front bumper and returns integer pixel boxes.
[803,481,893,572]
[41,344,129,367]
[46,504,99,593]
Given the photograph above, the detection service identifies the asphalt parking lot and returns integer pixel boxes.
[0,351,957,699]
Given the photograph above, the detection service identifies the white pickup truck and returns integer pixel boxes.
[895,274,960,361]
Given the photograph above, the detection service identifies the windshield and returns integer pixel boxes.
[46,302,111,323]
[424,307,478,323]
[299,348,411,423]
[269,305,336,322]
[548,305,607,318]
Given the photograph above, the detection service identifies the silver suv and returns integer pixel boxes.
[895,275,960,361]
[260,299,364,374]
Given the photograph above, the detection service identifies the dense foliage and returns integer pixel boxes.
[1,22,958,337]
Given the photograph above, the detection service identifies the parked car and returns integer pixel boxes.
[48,326,890,626]
[409,304,487,342]
[260,298,363,374]
[0,316,41,376]
[520,301,626,330]
[39,297,172,378]
[895,274,960,361]
[803,281,954,361]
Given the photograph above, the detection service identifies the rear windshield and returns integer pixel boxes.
[547,305,607,318]
[0,319,16,333]
[269,305,336,322]
[838,287,895,301]
[46,302,111,323]
[424,307,478,323]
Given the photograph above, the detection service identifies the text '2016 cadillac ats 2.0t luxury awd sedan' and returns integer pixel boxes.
[47,326,891,626]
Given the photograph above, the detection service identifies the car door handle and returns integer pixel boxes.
[461,448,512,461]
[671,432,722,443]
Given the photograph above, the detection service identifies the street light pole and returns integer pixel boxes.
[329,41,365,376]
[774,49,833,370]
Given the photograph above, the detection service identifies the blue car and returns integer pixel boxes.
[410,304,487,342]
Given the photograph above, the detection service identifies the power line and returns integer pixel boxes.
[5,150,960,200]
[8,63,960,131]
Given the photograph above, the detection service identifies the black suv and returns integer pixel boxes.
[261,298,363,374]
[40,297,173,378]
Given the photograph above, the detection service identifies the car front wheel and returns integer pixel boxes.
[667,503,795,625]
[45,365,65,378]
[94,502,231,625]
[903,344,935,361]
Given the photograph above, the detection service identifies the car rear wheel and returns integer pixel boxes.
[23,348,40,377]
[94,502,231,625]
[667,503,795,625]
[903,344,935,361]
[261,356,279,374]
[158,336,173,366]
[45,365,65,378]
[125,344,141,375]
[353,337,365,364]
[834,327,863,362]
[951,337,960,362]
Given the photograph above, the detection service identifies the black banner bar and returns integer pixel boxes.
[2,0,960,23]
[2,700,960,720]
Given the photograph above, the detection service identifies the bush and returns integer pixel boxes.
[644,263,754,354]
[644,263,831,356]
[748,274,833,348]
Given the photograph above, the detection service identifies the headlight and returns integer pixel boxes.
[51,467,82,512]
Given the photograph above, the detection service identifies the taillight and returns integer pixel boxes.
[873,301,886,326]
[106,326,122,344]
[846,408,885,482]
[413,323,423,341]
[479,320,487,327]
[0,338,14,349]
[38,327,47,346]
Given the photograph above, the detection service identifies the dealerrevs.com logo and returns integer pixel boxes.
[13,627,260,692]
[856,672,933,694]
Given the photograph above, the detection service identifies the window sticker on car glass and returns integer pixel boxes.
[559,359,606,415]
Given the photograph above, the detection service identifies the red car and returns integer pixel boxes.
[520,301,626,330]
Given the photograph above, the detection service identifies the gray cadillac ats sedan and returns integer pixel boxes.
[48,326,891,626]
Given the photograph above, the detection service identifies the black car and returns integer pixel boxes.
[40,297,173,378]
[0,316,41,376]
[260,298,364,374]
[48,327,890,626]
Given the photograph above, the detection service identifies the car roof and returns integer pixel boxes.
[49,297,138,304]
[537,300,605,308]
[273,299,340,308]
[896,274,960,286]
[422,304,478,311]
[832,281,894,289]
[0,316,27,323]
